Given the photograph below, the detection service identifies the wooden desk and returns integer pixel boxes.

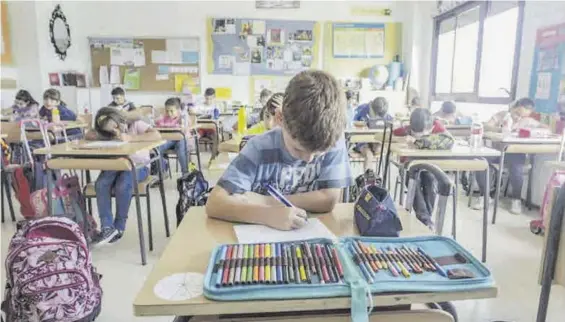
[391,144,500,158]
[218,138,241,153]
[133,203,497,318]
[483,132,564,224]
[34,140,168,265]
[155,127,202,172]
[445,125,471,138]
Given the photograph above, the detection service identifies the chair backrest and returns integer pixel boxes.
[0,121,21,144]
[79,113,93,130]
[139,105,154,117]
[559,128,565,162]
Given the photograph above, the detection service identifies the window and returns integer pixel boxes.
[430,1,524,104]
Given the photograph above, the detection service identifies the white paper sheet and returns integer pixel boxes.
[167,51,182,64]
[253,20,266,34]
[80,141,126,149]
[233,218,336,244]
[99,65,109,85]
[219,55,233,69]
[156,74,169,81]
[233,62,250,76]
[133,48,146,67]
[110,66,121,84]
[153,273,203,301]
[166,39,182,53]
[151,50,167,64]
[110,48,126,65]
[246,35,257,48]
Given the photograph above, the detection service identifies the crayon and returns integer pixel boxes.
[299,244,312,279]
[234,244,243,284]
[325,244,341,281]
[228,245,237,286]
[276,244,283,284]
[311,244,324,283]
[253,244,260,283]
[240,244,248,284]
[246,244,253,283]
[353,242,375,278]
[222,245,233,286]
[329,244,345,278]
[316,244,330,284]
[282,244,290,283]
[259,244,265,283]
[215,246,228,287]
[265,243,271,283]
[270,243,277,284]
[302,242,316,275]
[349,244,373,283]
[417,247,447,277]
[363,243,383,270]
[291,245,302,283]
[371,245,388,270]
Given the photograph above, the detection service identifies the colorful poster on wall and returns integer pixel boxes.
[529,22,565,114]
[210,18,317,76]
[332,23,385,58]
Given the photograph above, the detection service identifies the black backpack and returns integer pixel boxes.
[175,170,213,226]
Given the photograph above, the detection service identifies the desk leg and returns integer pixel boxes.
[47,167,53,217]
[127,158,147,266]
[155,149,170,237]
[399,165,406,207]
[194,135,202,172]
[452,171,459,240]
[482,165,489,263]
[526,154,534,210]
[492,151,506,225]
[536,183,565,322]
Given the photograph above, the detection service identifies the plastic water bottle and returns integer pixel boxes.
[470,122,483,149]
[52,107,60,123]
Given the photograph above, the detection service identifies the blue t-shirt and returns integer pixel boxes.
[39,104,81,136]
[217,128,353,195]
[353,103,394,125]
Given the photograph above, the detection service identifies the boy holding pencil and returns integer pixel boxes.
[207,70,353,230]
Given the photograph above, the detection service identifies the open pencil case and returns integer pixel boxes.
[203,236,494,322]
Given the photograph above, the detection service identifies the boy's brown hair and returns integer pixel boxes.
[282,70,346,152]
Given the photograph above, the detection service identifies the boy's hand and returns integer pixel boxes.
[267,206,308,230]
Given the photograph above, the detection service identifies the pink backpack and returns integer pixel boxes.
[2,217,102,322]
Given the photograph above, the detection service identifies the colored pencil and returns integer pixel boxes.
[381,247,404,277]
[253,244,259,283]
[276,244,283,284]
[329,244,345,279]
[291,245,301,283]
[396,247,422,274]
[311,244,324,283]
[370,245,388,270]
[353,242,375,278]
[316,244,330,284]
[234,244,244,284]
[405,246,432,271]
[349,244,373,283]
[325,244,341,281]
[270,243,277,284]
[246,244,254,283]
[222,245,233,286]
[417,247,447,277]
[296,244,309,283]
[386,247,410,278]
[282,244,290,284]
[240,244,248,284]
[215,246,227,287]
[259,244,265,283]
[286,244,295,283]
[265,243,271,283]
[357,241,378,272]
[321,244,337,282]
[228,245,238,286]
[300,244,312,278]
[377,248,398,277]
[363,243,383,270]
[303,242,316,275]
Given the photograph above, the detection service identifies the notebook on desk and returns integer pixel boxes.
[79,141,126,149]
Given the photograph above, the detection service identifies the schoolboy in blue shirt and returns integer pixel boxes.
[207,70,353,231]
[352,97,393,171]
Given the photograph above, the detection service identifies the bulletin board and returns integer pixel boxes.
[88,37,201,93]
[208,18,320,76]
[249,75,291,104]
[323,22,402,77]
[1,1,13,65]
[528,22,565,114]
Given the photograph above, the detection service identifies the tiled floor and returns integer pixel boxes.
[1,164,564,322]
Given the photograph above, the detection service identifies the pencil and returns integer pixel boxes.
[386,248,410,278]
[222,245,233,286]
[349,244,373,283]
[303,242,316,275]
[322,244,338,282]
[270,243,277,284]
[417,246,447,277]
[325,244,341,281]
[357,241,378,272]
[377,248,398,277]
[282,244,289,284]
[253,244,259,283]
[296,245,309,283]
[371,245,388,270]
[300,243,312,278]
[353,242,375,278]
[316,244,330,284]
[405,246,432,271]
[311,244,324,283]
[276,244,283,284]
[329,244,344,279]
[240,244,248,284]
[234,244,243,284]
[291,245,302,283]
[265,243,271,283]
[396,247,422,274]
[286,244,295,283]
[215,246,227,287]
[259,244,265,283]
[228,245,237,286]
[363,242,383,270]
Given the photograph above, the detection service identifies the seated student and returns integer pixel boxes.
[245,92,283,135]
[393,108,454,227]
[39,88,82,140]
[85,107,162,245]
[352,97,393,171]
[433,101,472,125]
[195,88,219,119]
[345,90,356,128]
[472,97,547,214]
[254,88,273,112]
[228,90,274,134]
[206,70,352,230]
[108,87,136,111]
[5,90,39,121]
[155,97,191,174]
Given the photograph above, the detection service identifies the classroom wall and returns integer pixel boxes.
[2,0,417,112]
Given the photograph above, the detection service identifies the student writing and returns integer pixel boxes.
[206,70,353,230]
[108,87,136,112]
[472,98,546,214]
[245,92,283,135]
[352,97,393,171]
[155,97,192,174]
[433,101,472,125]
[5,90,39,121]
[394,108,454,227]
[85,107,162,245]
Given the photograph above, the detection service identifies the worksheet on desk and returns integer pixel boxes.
[79,141,126,149]
[234,218,336,244]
